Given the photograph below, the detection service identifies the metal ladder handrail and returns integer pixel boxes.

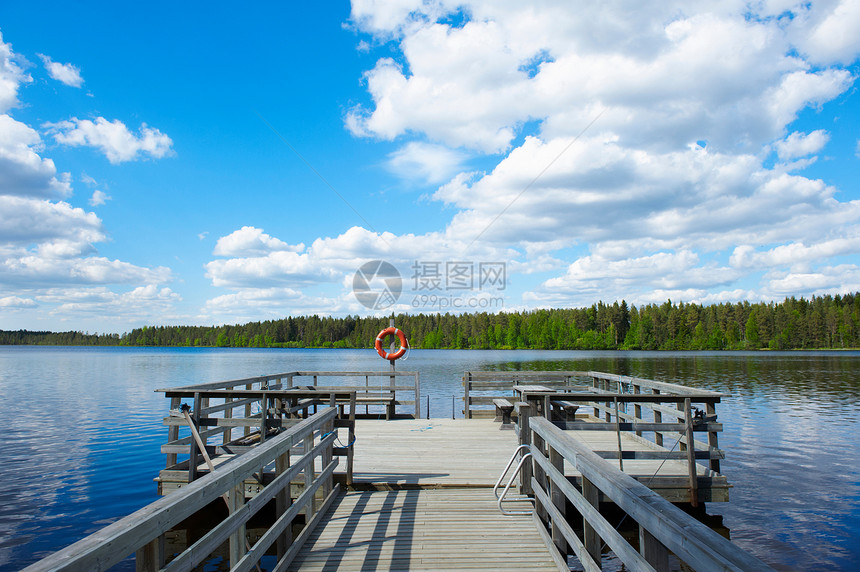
[493,444,529,498]
[495,444,534,516]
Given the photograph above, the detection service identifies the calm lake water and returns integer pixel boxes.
[0,346,858,570]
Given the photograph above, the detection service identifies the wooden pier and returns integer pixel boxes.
[26,370,774,572]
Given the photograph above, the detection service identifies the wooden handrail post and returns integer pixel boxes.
[639,526,669,572]
[684,398,699,507]
[707,401,721,472]
[348,391,356,486]
[223,396,233,445]
[582,475,601,566]
[518,402,532,495]
[532,429,548,523]
[415,372,420,419]
[324,395,335,498]
[259,391,268,443]
[464,372,471,419]
[275,449,292,559]
[604,378,611,422]
[614,397,624,472]
[653,389,663,447]
[549,444,568,556]
[244,383,252,436]
[134,535,163,572]
[228,484,246,567]
[189,393,201,481]
[166,397,180,468]
[633,385,642,438]
[304,431,316,518]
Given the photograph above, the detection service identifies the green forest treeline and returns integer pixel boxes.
[4,293,860,350]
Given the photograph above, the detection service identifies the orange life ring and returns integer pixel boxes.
[375,327,408,360]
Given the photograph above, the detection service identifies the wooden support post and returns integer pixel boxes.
[223,396,233,445]
[653,389,663,447]
[633,385,642,438]
[166,397,180,468]
[582,476,602,567]
[518,402,532,495]
[135,535,164,572]
[347,391,356,486]
[678,401,686,452]
[244,383,252,436]
[639,525,669,572]
[684,398,699,507]
[414,372,420,419]
[275,450,292,559]
[228,484,246,568]
[706,401,721,473]
[604,378,612,422]
[259,392,268,443]
[304,432,316,518]
[532,431,548,524]
[549,445,568,556]
[323,395,335,498]
[189,393,201,481]
[614,397,624,472]
[464,372,471,419]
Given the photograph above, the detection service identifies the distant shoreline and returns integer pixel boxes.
[3,293,858,351]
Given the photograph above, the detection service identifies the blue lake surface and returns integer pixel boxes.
[0,346,858,570]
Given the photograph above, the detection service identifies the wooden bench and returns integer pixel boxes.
[551,399,579,421]
[355,393,396,419]
[493,398,515,429]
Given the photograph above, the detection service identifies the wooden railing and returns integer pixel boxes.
[157,370,419,485]
[463,370,587,418]
[24,408,341,572]
[582,372,724,474]
[525,416,773,572]
[475,371,728,504]
[285,370,421,419]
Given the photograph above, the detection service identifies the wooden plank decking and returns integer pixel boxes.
[350,419,517,487]
[344,419,728,501]
[290,418,731,570]
[289,489,561,571]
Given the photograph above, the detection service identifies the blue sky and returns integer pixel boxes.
[1,1,859,333]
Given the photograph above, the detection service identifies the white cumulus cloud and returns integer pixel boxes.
[44,117,174,164]
[88,189,110,206]
[213,226,304,257]
[0,32,30,114]
[387,141,468,184]
[38,54,83,87]
[0,114,71,198]
[775,130,830,161]
[0,295,37,309]
[0,35,179,328]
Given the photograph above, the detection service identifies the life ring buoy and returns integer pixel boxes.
[375,327,408,360]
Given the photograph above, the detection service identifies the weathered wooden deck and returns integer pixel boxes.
[27,370,772,572]
[345,419,728,501]
[349,419,515,487]
[290,489,560,571]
